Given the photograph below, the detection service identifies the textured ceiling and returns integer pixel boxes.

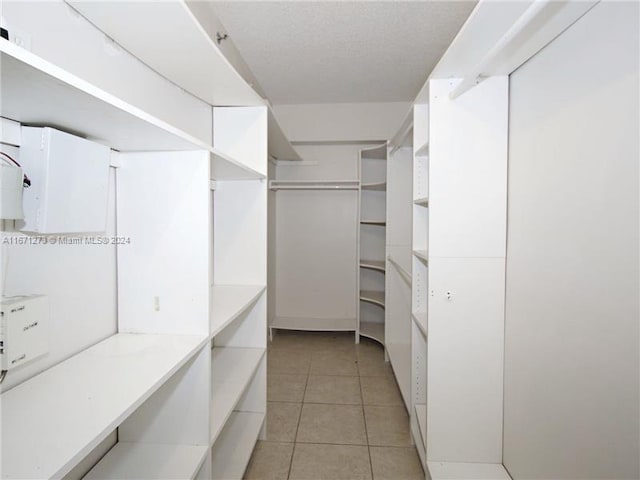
[210,1,477,105]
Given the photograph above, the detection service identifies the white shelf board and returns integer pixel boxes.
[210,285,266,338]
[361,220,387,226]
[84,442,208,480]
[414,197,429,207]
[0,333,207,480]
[427,462,512,480]
[415,141,429,157]
[269,180,359,191]
[270,317,356,332]
[360,259,386,272]
[360,290,385,308]
[0,41,264,180]
[359,321,385,345]
[210,347,266,444]
[268,107,301,161]
[68,1,263,107]
[413,250,429,264]
[211,411,265,480]
[388,256,412,286]
[412,312,428,338]
[362,182,387,191]
[415,403,427,449]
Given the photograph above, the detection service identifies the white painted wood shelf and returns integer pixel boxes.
[360,290,385,308]
[415,141,429,156]
[0,333,207,480]
[362,181,387,191]
[359,321,385,344]
[0,40,265,181]
[270,317,356,332]
[211,412,265,480]
[413,249,429,263]
[427,462,512,480]
[415,404,427,448]
[84,442,209,480]
[210,347,266,444]
[269,180,359,190]
[388,256,412,286]
[412,312,428,338]
[361,220,387,226]
[210,285,266,337]
[360,259,386,272]
[414,197,429,207]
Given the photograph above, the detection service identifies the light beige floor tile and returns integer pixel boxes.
[304,375,362,405]
[296,403,367,445]
[244,441,294,480]
[289,443,372,480]
[267,349,312,375]
[267,374,307,403]
[266,402,302,442]
[364,405,413,447]
[310,350,358,376]
[360,374,404,405]
[356,339,385,359]
[357,354,394,377]
[369,446,425,480]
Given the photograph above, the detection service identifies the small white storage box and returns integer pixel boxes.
[19,127,110,233]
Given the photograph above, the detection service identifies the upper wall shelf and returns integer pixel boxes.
[0,41,265,180]
[0,333,207,480]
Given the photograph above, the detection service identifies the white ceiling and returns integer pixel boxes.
[209,1,477,105]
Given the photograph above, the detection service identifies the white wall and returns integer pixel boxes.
[504,2,639,478]
[273,102,411,142]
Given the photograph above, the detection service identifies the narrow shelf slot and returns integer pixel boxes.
[361,182,387,191]
[415,141,429,157]
[210,347,266,444]
[387,256,412,286]
[359,321,385,344]
[84,442,208,480]
[360,259,386,273]
[211,412,265,480]
[360,221,387,226]
[412,312,428,338]
[413,250,429,264]
[360,290,385,308]
[414,197,429,207]
[210,285,266,338]
[0,333,207,480]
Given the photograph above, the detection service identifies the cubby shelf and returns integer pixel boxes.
[0,40,264,180]
[359,321,385,344]
[211,412,265,480]
[210,285,266,338]
[210,347,266,444]
[360,290,385,308]
[84,442,209,480]
[360,259,386,272]
[413,249,429,263]
[0,333,207,480]
[361,182,387,191]
[412,312,428,338]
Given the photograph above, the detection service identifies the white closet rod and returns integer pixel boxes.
[387,256,412,286]
[269,180,359,191]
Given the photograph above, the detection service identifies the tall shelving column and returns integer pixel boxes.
[357,144,388,345]
[209,106,268,480]
[410,104,429,468]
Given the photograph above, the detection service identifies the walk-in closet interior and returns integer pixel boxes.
[0,1,638,480]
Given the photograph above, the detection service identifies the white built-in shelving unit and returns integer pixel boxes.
[0,2,274,475]
[357,144,388,345]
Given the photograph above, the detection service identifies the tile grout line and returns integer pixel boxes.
[286,352,311,480]
[358,366,375,480]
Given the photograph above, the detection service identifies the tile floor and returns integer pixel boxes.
[244,330,425,480]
